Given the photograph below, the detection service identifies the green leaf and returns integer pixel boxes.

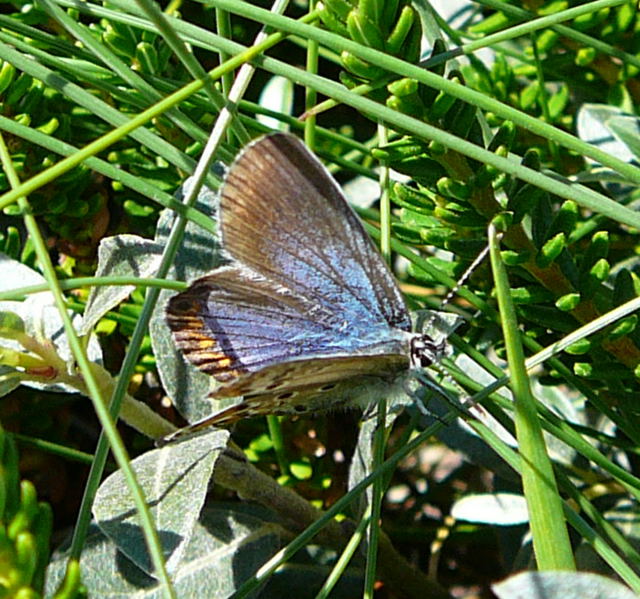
[46,505,281,597]
[607,115,640,162]
[94,430,228,575]
[79,235,163,336]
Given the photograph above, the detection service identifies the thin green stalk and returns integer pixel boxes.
[13,434,95,465]
[363,399,386,599]
[363,125,392,598]
[489,223,575,570]
[266,416,289,476]
[315,510,370,599]
[554,468,640,574]
[0,277,184,301]
[378,126,391,262]
[303,0,318,147]
[215,7,234,98]
[530,34,561,165]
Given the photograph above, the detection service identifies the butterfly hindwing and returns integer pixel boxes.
[166,265,411,395]
[210,353,409,398]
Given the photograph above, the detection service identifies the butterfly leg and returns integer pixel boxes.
[402,372,439,419]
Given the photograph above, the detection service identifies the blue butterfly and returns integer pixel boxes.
[165,134,444,439]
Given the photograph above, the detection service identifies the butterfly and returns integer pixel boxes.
[164,133,445,442]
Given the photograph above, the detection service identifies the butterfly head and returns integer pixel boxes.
[409,334,445,369]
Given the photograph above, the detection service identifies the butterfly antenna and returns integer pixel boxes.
[424,242,491,332]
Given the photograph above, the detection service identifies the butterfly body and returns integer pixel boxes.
[165,134,443,441]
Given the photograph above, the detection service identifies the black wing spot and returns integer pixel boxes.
[319,383,337,392]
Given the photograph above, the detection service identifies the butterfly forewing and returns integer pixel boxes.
[220,134,411,331]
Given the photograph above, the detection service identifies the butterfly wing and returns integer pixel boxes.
[166,266,410,392]
[219,133,411,332]
[160,355,407,441]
